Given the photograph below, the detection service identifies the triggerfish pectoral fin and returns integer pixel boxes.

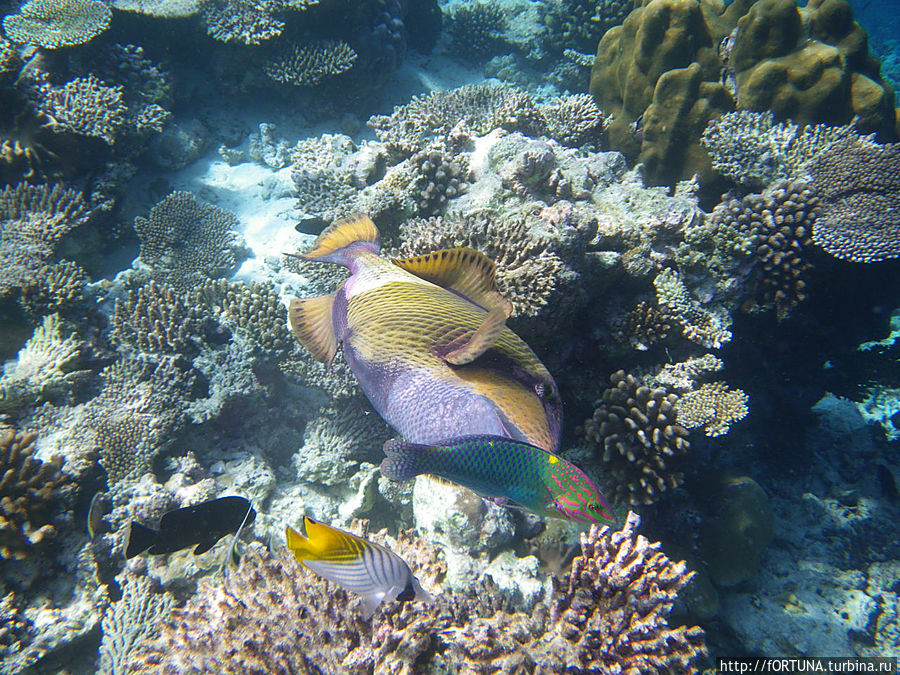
[285,516,430,619]
[289,294,338,365]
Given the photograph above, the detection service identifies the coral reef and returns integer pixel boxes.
[582,370,691,506]
[127,513,705,673]
[545,0,634,55]
[444,2,506,61]
[675,381,749,437]
[110,0,200,17]
[133,191,249,290]
[32,75,127,145]
[807,137,900,263]
[590,0,897,186]
[0,428,69,560]
[613,300,672,351]
[111,280,208,356]
[2,0,111,49]
[654,268,732,348]
[0,183,90,299]
[265,41,358,87]
[202,0,285,44]
[406,144,469,216]
[17,260,87,318]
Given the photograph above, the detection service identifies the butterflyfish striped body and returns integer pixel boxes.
[381,434,615,525]
[288,213,562,452]
[285,516,430,618]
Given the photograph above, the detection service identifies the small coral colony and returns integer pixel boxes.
[1,0,899,669]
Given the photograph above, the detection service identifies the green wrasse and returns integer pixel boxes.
[286,516,430,618]
[288,213,562,452]
[381,434,614,524]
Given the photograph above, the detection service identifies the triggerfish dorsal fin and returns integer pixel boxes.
[391,248,512,316]
[289,294,338,365]
[285,517,430,619]
[300,213,379,264]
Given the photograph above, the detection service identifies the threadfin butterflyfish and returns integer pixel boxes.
[285,516,431,619]
[381,434,615,525]
[124,496,256,559]
[287,213,562,452]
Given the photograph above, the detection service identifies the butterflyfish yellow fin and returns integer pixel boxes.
[286,516,367,564]
[301,213,379,260]
[391,248,513,317]
[442,306,510,365]
[289,294,338,365]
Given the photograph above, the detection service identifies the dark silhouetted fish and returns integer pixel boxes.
[124,496,255,559]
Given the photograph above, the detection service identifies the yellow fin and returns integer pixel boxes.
[302,213,379,260]
[391,248,512,316]
[289,295,338,365]
[443,307,509,365]
[286,517,364,563]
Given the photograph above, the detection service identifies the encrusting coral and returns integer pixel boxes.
[806,137,900,263]
[0,428,69,560]
[127,514,705,673]
[134,191,249,291]
[2,0,111,49]
[583,370,691,506]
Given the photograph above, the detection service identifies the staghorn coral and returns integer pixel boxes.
[265,41,358,87]
[128,513,703,673]
[654,268,732,348]
[79,357,193,485]
[583,370,691,506]
[2,0,110,49]
[807,137,900,263]
[613,300,671,351]
[0,183,90,299]
[0,313,91,414]
[18,260,87,317]
[700,110,863,188]
[675,381,749,437]
[111,280,208,356]
[395,209,579,320]
[32,75,127,145]
[368,83,544,157]
[0,428,69,559]
[134,191,248,291]
[191,278,293,360]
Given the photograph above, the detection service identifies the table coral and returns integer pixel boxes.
[807,137,900,263]
[583,370,691,506]
[32,75,127,145]
[109,0,200,17]
[202,0,285,44]
[265,40,358,87]
[0,428,69,560]
[127,513,705,673]
[2,0,111,49]
[134,191,249,291]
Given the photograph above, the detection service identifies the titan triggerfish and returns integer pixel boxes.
[287,213,562,451]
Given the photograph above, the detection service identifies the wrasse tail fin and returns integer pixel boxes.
[124,521,158,559]
[380,438,430,481]
[391,247,512,317]
[289,294,338,365]
[300,213,379,262]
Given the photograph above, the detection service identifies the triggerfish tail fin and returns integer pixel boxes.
[393,247,513,365]
[299,213,379,265]
[124,521,158,559]
[289,294,338,365]
[380,438,431,481]
[286,517,425,619]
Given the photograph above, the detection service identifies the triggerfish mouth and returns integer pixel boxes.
[287,213,562,452]
[381,434,615,524]
[285,516,431,619]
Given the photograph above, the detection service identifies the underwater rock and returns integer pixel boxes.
[700,475,774,587]
[147,118,209,170]
[247,122,292,169]
[483,549,550,611]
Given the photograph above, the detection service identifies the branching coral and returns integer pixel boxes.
[0,428,69,559]
[583,370,691,506]
[444,2,506,60]
[539,93,612,148]
[265,41,358,87]
[18,260,87,317]
[32,75,127,145]
[0,313,91,414]
[0,592,32,659]
[654,268,732,348]
[613,300,672,351]
[202,0,285,44]
[0,183,89,299]
[675,381,749,437]
[406,145,468,215]
[2,0,111,48]
[807,137,900,263]
[134,191,248,290]
[128,513,705,673]
[111,280,208,356]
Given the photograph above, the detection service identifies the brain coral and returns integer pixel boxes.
[590,0,897,186]
[127,514,705,673]
[0,428,69,560]
[134,191,249,291]
[2,0,111,48]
